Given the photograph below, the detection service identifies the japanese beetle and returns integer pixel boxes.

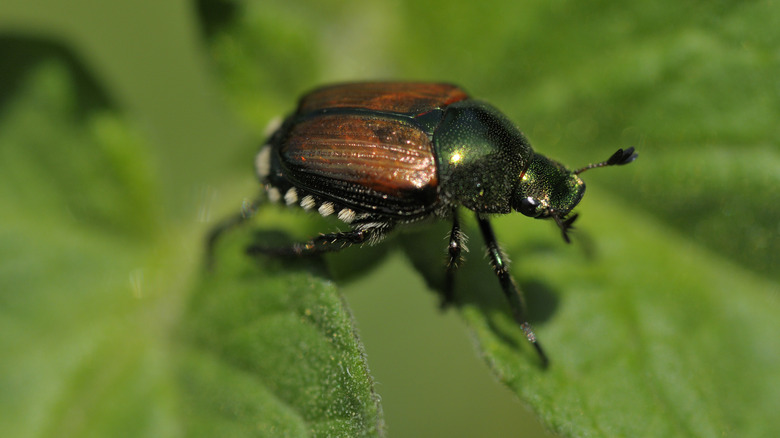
[209,82,637,365]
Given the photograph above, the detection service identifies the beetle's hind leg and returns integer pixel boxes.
[476,214,549,367]
[206,196,264,268]
[247,221,393,257]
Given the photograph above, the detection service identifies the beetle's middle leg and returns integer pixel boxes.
[247,222,393,257]
[476,214,548,366]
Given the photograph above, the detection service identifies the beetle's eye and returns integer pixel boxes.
[517,196,542,217]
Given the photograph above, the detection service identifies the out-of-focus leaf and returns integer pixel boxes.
[0,36,169,437]
[0,36,382,438]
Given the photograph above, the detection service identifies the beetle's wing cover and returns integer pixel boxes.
[298,82,469,115]
[278,113,439,217]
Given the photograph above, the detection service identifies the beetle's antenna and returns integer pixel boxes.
[575,147,638,175]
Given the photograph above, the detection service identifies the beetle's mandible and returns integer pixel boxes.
[208,82,637,366]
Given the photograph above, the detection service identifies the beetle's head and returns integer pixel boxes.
[512,147,637,242]
[512,153,585,241]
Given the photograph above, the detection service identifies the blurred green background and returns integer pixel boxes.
[1,0,778,437]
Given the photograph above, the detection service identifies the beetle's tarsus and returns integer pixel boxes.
[519,322,549,366]
[246,227,382,257]
[533,341,550,368]
[206,197,263,269]
[553,213,578,244]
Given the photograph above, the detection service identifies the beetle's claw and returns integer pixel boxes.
[562,213,578,229]
[554,213,578,244]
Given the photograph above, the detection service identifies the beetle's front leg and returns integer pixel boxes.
[247,223,391,257]
[442,209,467,307]
[476,214,548,366]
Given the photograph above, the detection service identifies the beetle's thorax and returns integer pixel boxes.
[434,100,533,214]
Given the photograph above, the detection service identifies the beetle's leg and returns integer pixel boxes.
[206,196,263,268]
[247,223,391,257]
[442,209,466,308]
[476,215,549,366]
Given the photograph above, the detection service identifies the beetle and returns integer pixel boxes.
[208,82,637,366]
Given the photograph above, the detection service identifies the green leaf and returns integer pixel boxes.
[181,223,383,437]
[0,37,169,437]
[463,198,778,437]
[0,37,381,437]
[4,0,779,436]
[196,0,780,436]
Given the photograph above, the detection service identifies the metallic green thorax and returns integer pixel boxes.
[434,100,532,213]
[434,99,584,217]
